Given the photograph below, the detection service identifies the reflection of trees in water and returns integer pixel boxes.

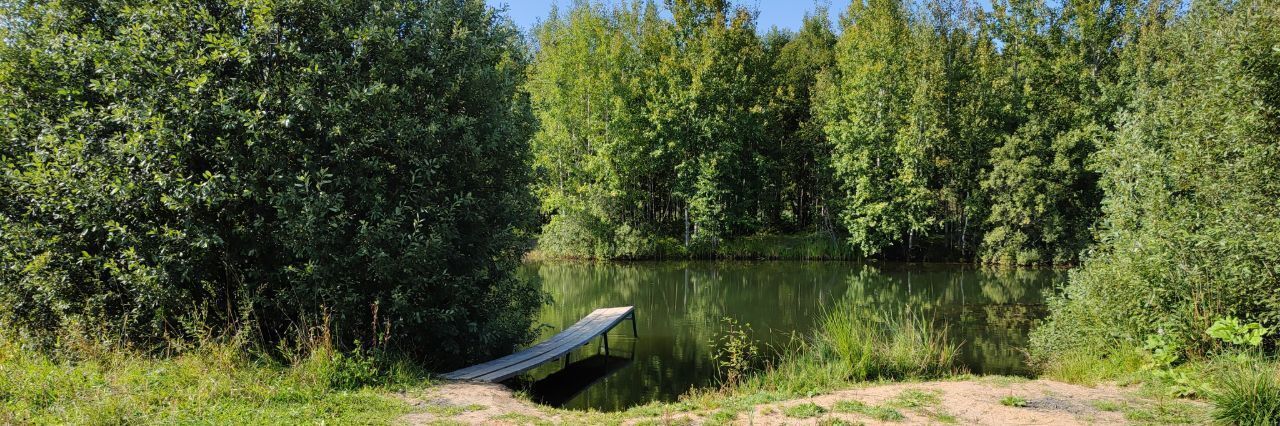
[519,262,1064,410]
[975,267,1059,304]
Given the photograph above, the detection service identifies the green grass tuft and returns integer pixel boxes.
[816,303,960,382]
[1000,396,1027,407]
[1091,400,1123,412]
[1038,347,1145,386]
[783,402,828,418]
[888,389,942,408]
[832,400,905,421]
[930,411,958,423]
[1209,356,1280,425]
[1120,399,1204,424]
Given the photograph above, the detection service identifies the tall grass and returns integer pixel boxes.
[814,303,961,381]
[1037,347,1146,386]
[1209,355,1280,425]
[715,300,961,400]
[531,233,859,261]
[0,321,426,425]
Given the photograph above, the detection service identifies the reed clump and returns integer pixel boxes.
[721,299,961,399]
[812,303,961,381]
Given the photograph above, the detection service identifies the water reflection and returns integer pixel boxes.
[519,354,635,407]
[512,261,1061,412]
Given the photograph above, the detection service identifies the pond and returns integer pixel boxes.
[510,261,1062,412]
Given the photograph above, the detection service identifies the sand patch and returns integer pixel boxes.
[400,378,1205,425]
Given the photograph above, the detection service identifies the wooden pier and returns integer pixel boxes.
[441,306,637,382]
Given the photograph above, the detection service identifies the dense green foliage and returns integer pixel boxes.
[0,0,540,364]
[526,0,1145,264]
[1033,0,1280,357]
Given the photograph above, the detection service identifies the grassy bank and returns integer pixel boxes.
[528,233,859,261]
[0,327,427,424]
[0,299,964,424]
[1037,329,1280,424]
[431,298,1209,425]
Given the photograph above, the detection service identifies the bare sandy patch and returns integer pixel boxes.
[400,378,1204,425]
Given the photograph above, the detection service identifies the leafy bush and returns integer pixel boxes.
[713,318,760,386]
[0,0,540,366]
[1032,0,1280,359]
[1207,318,1270,348]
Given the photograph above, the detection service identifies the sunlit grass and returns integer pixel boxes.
[1037,347,1145,386]
[815,303,960,382]
[673,300,961,418]
[832,399,905,421]
[0,326,424,425]
[1208,354,1280,425]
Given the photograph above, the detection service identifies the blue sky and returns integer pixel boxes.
[484,1,854,33]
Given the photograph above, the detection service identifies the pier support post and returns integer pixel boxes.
[630,312,638,337]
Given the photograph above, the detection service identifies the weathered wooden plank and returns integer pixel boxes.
[474,311,631,382]
[441,310,608,380]
[443,313,613,381]
[440,306,635,382]
[444,308,629,381]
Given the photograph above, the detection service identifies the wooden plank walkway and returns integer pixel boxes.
[441,306,637,382]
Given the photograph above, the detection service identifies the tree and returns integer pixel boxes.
[0,0,540,366]
[978,0,1132,265]
[765,9,837,232]
[823,0,966,259]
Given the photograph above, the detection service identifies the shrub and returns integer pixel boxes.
[1032,0,1280,359]
[713,318,760,386]
[0,0,540,366]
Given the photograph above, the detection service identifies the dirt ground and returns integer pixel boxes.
[399,378,1204,425]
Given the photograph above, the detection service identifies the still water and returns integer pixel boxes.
[511,261,1062,411]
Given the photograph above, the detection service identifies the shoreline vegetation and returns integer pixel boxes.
[0,299,1228,424]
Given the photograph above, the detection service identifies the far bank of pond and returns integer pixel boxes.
[511,261,1063,411]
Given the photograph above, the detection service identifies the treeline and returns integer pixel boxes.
[527,0,1153,264]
